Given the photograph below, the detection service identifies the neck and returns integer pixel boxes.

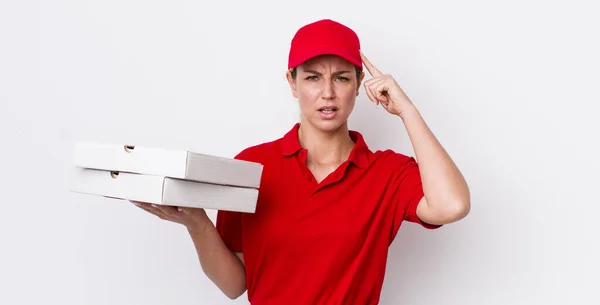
[297,121,355,166]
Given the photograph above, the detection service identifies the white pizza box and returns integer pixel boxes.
[73,141,263,188]
[68,167,258,213]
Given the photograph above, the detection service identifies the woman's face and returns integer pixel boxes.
[287,55,363,133]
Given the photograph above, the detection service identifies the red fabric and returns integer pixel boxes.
[288,19,362,70]
[216,123,441,304]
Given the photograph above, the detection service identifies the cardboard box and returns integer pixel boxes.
[69,167,258,213]
[73,141,263,188]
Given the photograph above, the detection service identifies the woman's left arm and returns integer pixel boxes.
[361,51,470,225]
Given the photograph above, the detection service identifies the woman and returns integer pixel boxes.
[132,19,470,304]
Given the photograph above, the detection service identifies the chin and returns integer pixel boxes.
[305,117,348,133]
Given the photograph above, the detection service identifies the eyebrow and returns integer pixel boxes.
[303,70,352,76]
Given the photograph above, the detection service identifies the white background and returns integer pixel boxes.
[1,0,598,304]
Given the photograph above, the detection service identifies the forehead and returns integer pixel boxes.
[298,54,354,71]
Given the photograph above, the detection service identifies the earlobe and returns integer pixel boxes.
[286,70,298,98]
[356,71,365,96]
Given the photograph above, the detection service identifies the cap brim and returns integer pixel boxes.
[289,47,362,70]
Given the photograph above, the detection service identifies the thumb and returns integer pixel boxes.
[377,91,388,104]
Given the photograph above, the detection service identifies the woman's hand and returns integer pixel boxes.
[361,51,415,117]
[130,200,212,233]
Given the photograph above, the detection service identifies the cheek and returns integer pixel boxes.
[298,84,320,96]
[340,85,357,97]
[297,85,320,105]
[337,85,358,103]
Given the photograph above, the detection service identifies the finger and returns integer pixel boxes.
[363,77,380,87]
[152,204,180,217]
[368,78,389,102]
[366,78,387,105]
[380,101,390,111]
[177,207,196,214]
[363,82,378,105]
[370,87,382,106]
[360,51,383,77]
[131,200,160,206]
[373,81,390,104]
[131,200,153,209]
[133,202,169,219]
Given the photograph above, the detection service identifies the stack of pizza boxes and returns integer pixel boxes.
[69,141,263,213]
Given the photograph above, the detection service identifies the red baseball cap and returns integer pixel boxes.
[288,19,362,70]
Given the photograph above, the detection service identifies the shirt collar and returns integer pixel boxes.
[280,123,370,169]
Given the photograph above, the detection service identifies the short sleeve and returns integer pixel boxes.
[214,147,258,253]
[390,156,442,242]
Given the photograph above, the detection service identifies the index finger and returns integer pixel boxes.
[360,51,383,77]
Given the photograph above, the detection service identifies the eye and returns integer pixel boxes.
[336,76,350,82]
[305,75,318,81]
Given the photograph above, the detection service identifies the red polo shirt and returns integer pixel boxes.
[216,123,441,304]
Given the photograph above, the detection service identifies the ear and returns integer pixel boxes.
[356,71,365,96]
[286,69,298,98]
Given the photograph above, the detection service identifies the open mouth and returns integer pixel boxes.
[318,106,338,114]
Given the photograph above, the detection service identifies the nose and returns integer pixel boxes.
[321,79,336,100]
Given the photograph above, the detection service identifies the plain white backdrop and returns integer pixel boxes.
[1,0,598,304]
